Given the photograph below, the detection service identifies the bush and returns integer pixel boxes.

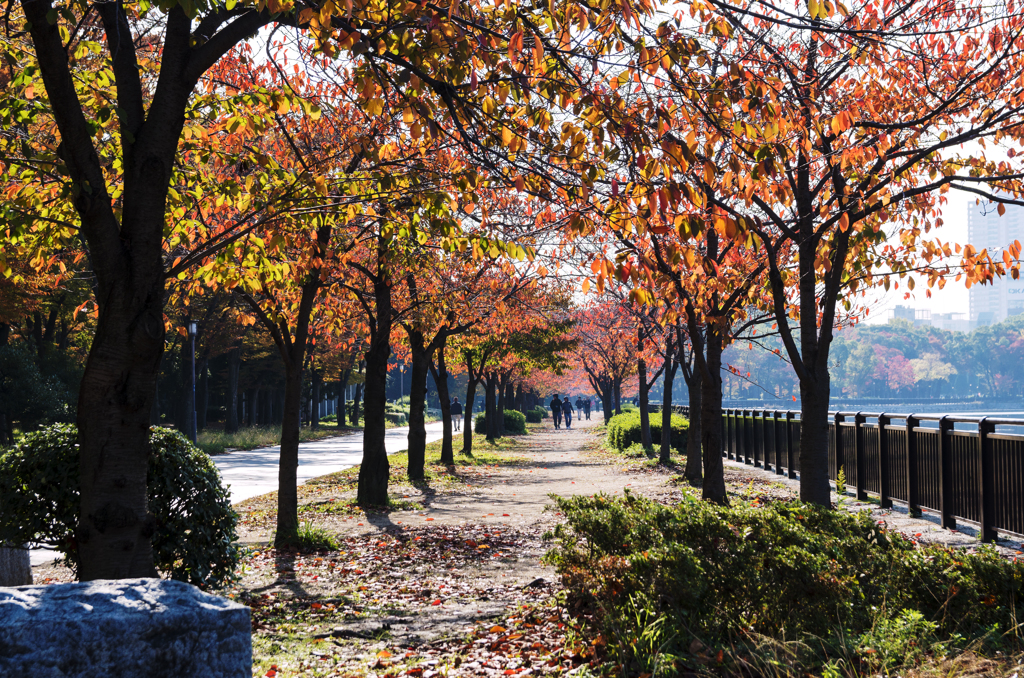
[320,413,337,423]
[474,411,527,434]
[607,410,688,452]
[385,412,407,425]
[534,406,549,419]
[526,409,543,423]
[0,424,240,588]
[546,492,1024,673]
[503,410,527,434]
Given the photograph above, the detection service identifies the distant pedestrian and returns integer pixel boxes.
[561,396,575,429]
[583,398,592,420]
[575,397,583,414]
[550,394,562,429]
[450,397,463,432]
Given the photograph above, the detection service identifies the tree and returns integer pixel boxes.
[641,0,1024,505]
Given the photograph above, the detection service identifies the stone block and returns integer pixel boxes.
[0,578,250,677]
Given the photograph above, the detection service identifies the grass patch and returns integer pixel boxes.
[197,425,353,456]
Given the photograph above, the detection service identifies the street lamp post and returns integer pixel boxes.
[188,320,198,445]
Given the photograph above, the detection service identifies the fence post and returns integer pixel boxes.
[854,412,867,500]
[978,417,996,542]
[907,414,921,518]
[754,410,763,468]
[740,409,748,464]
[832,411,842,488]
[773,411,783,475]
[938,416,956,530]
[786,411,796,479]
[878,413,892,509]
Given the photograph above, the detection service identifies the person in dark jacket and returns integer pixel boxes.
[450,397,463,432]
[550,394,562,429]
[561,396,575,430]
[583,398,592,420]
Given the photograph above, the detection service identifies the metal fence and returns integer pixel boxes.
[692,408,1024,543]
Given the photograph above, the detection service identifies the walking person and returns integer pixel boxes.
[550,394,562,429]
[561,395,575,430]
[575,396,583,415]
[583,398,592,420]
[450,396,463,432]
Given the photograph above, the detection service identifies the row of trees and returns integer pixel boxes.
[3,0,1024,580]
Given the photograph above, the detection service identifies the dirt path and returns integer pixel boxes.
[225,416,679,677]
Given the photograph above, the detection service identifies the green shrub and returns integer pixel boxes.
[320,413,337,423]
[503,410,527,434]
[385,412,407,425]
[533,406,549,419]
[526,409,542,423]
[545,492,1024,673]
[0,424,240,588]
[607,410,688,452]
[474,410,527,434]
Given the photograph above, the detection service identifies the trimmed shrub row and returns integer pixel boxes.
[607,410,688,451]
[474,410,528,435]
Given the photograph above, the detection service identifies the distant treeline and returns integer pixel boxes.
[716,315,1024,402]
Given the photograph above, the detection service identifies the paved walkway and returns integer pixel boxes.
[30,422,446,567]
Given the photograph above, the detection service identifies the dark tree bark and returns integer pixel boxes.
[484,372,499,441]
[311,369,321,430]
[352,376,364,427]
[659,336,679,465]
[338,370,351,427]
[613,377,622,415]
[406,329,429,481]
[197,358,209,432]
[680,342,703,483]
[225,346,241,434]
[638,355,652,447]
[463,350,488,455]
[358,275,393,506]
[429,345,454,465]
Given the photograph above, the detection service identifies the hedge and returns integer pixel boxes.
[0,424,239,588]
[475,410,528,434]
[607,410,688,451]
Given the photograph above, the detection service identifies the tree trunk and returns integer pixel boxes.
[338,370,350,427]
[464,374,480,455]
[406,330,429,481]
[276,364,303,545]
[430,346,454,465]
[485,374,498,441]
[75,282,164,580]
[660,354,678,465]
[496,372,509,435]
[0,545,32,586]
[358,280,392,506]
[799,368,833,506]
[197,358,209,432]
[225,346,240,434]
[311,370,321,430]
[639,357,652,447]
[700,330,727,504]
[352,381,363,427]
[613,378,622,415]
[683,362,703,483]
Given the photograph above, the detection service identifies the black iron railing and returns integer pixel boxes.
[675,407,1024,543]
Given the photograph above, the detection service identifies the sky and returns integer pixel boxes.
[862,192,971,325]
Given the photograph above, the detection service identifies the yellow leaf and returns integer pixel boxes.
[501,126,513,146]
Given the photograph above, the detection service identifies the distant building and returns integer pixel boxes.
[968,198,1024,326]
[890,305,970,333]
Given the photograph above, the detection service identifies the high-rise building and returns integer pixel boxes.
[968,199,1024,326]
